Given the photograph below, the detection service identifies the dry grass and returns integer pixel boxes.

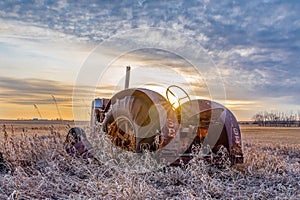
[0,124,299,199]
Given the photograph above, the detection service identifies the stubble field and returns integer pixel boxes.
[0,121,299,199]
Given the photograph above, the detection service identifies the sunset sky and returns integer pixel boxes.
[0,0,300,121]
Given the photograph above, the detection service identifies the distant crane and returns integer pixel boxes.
[51,95,63,120]
[33,104,43,119]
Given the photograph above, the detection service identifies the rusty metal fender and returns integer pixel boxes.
[109,88,180,146]
[179,99,243,163]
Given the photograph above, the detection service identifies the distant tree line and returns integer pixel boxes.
[252,111,300,127]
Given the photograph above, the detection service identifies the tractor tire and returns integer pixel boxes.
[65,127,93,158]
[103,96,161,152]
[65,127,87,145]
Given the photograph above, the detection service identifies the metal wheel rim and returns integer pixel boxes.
[107,116,136,151]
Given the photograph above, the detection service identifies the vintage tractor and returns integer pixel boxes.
[65,67,243,166]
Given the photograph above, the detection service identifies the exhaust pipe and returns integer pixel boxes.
[125,66,131,89]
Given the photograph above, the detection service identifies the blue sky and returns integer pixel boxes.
[0,0,299,120]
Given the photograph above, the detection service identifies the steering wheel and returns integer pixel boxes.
[166,85,191,110]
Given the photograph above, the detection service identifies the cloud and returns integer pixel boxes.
[0,20,94,83]
[0,76,71,105]
[0,76,112,107]
[0,0,299,120]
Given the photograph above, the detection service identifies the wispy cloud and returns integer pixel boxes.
[0,0,299,120]
[0,76,72,105]
[0,76,109,104]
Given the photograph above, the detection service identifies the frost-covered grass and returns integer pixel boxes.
[0,125,299,199]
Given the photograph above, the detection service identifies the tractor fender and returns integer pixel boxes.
[109,88,180,146]
[179,99,243,162]
[203,100,243,157]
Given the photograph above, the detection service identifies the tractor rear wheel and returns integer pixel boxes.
[103,96,161,152]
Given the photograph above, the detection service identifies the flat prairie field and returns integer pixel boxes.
[0,120,75,138]
[0,121,299,199]
[1,120,298,141]
[241,125,300,144]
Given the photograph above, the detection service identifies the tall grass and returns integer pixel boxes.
[0,125,299,199]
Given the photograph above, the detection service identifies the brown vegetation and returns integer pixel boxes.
[0,124,299,199]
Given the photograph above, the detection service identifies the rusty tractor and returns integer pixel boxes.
[65,67,243,166]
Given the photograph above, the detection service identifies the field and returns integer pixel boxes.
[0,121,299,199]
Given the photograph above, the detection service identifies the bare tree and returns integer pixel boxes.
[252,110,300,127]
